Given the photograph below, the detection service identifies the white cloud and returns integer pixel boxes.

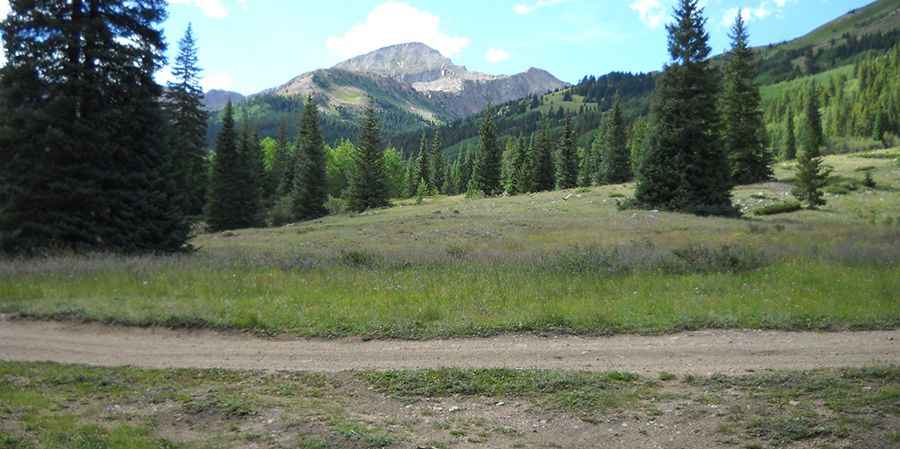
[485,48,511,64]
[202,72,235,92]
[326,2,470,59]
[720,0,797,28]
[630,0,667,29]
[513,0,567,15]
[169,0,229,19]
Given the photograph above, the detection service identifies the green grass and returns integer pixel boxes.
[1,150,899,338]
[364,369,648,416]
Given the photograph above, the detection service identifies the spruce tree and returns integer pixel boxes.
[532,121,556,192]
[475,108,502,195]
[601,97,631,183]
[634,0,734,215]
[557,114,578,189]
[404,156,418,197]
[207,102,246,231]
[165,24,209,216]
[784,109,797,160]
[512,136,534,194]
[291,96,328,220]
[793,84,830,209]
[271,120,294,197]
[349,103,390,211]
[0,0,187,252]
[416,132,431,189]
[722,12,771,184]
[431,132,446,193]
[801,81,825,153]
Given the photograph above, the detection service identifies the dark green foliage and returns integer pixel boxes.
[431,132,446,193]
[793,88,830,209]
[404,157,418,197]
[416,132,431,190]
[348,103,390,211]
[784,109,797,160]
[601,97,631,183]
[800,81,825,156]
[271,121,295,197]
[862,171,876,189]
[635,0,735,216]
[532,121,556,192]
[511,136,534,194]
[753,200,802,216]
[0,0,188,253]
[208,103,264,230]
[556,114,578,189]
[165,24,209,217]
[291,97,328,221]
[722,13,772,184]
[475,108,502,195]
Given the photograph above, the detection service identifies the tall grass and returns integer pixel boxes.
[2,243,898,338]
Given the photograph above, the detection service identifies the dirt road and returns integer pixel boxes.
[1,318,897,374]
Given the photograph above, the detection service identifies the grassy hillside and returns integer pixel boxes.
[2,149,898,338]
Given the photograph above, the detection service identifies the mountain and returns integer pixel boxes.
[203,89,245,111]
[205,42,567,148]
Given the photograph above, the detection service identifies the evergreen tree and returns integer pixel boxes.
[348,103,390,211]
[512,136,535,194]
[165,24,209,216]
[207,102,246,231]
[233,115,265,228]
[271,120,294,197]
[431,132,446,192]
[793,84,830,208]
[784,109,797,160]
[557,114,579,189]
[801,81,825,153]
[475,107,502,195]
[601,97,631,183]
[634,0,734,215]
[532,121,556,192]
[0,0,187,252]
[404,156,418,197]
[291,96,328,220]
[722,12,772,184]
[416,132,431,189]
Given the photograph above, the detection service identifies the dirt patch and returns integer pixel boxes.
[1,318,897,374]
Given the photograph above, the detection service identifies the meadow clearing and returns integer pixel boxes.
[1,149,898,338]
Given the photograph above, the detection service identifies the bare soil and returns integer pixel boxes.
[2,317,897,374]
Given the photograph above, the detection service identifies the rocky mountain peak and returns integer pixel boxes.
[333,42,465,84]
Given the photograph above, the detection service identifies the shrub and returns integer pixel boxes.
[753,201,802,216]
[325,195,348,215]
[862,171,876,189]
[269,196,294,227]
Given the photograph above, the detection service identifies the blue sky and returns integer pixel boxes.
[0,1,878,93]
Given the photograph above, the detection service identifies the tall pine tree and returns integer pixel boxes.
[416,131,431,190]
[0,0,188,253]
[601,96,631,183]
[271,120,294,197]
[431,131,446,193]
[291,96,328,220]
[207,102,246,231]
[793,81,829,209]
[722,12,771,184]
[532,120,556,192]
[557,114,578,189]
[165,24,209,216]
[784,109,797,160]
[349,102,390,211]
[634,0,734,215]
[475,107,502,195]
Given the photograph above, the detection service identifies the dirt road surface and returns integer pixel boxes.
[1,318,897,374]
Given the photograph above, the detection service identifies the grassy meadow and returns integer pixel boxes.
[1,149,899,338]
